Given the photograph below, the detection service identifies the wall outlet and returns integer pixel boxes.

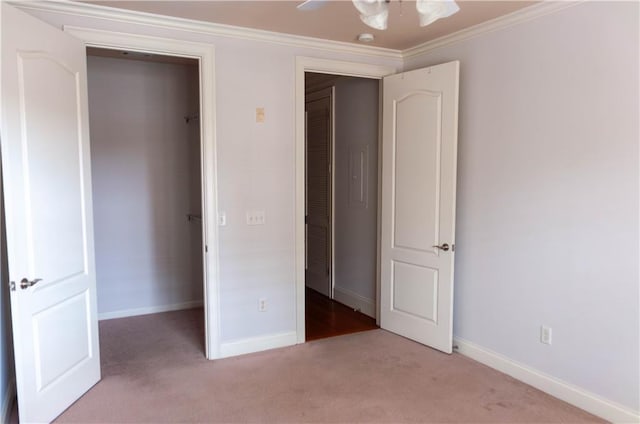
[540,326,552,345]
[246,210,266,225]
[258,298,267,312]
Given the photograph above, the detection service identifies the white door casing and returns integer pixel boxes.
[1,4,101,422]
[380,61,460,353]
[63,25,220,360]
[295,57,397,343]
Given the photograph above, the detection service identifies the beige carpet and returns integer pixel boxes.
[51,308,601,423]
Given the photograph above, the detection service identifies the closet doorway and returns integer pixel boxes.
[304,72,379,341]
[86,48,207,365]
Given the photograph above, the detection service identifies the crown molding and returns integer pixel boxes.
[13,0,403,60]
[14,0,583,63]
[402,1,583,59]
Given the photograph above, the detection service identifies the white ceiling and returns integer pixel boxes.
[83,1,537,50]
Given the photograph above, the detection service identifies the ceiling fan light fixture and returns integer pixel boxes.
[416,0,460,27]
[352,0,389,30]
[360,10,389,30]
[357,33,375,43]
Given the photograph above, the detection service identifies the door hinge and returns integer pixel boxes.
[205,245,208,253]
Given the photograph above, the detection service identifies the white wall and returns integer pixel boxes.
[404,1,639,412]
[87,55,203,317]
[20,1,638,417]
[333,77,379,316]
[24,8,402,342]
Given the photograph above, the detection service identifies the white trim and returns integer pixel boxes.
[402,2,582,59]
[333,286,376,319]
[65,25,209,59]
[295,57,395,344]
[65,26,221,360]
[15,1,582,63]
[15,1,401,60]
[1,379,15,424]
[219,332,297,359]
[98,300,204,321]
[375,79,384,327]
[454,337,640,424]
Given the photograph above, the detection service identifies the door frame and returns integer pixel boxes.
[295,57,396,343]
[64,26,221,359]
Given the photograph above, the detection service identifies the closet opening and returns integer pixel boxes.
[304,72,380,341]
[86,47,207,367]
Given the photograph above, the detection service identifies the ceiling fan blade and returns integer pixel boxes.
[297,0,328,11]
[416,0,460,27]
[352,0,388,30]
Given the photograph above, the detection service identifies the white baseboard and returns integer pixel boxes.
[1,379,15,424]
[454,337,640,424]
[219,331,297,359]
[333,286,376,319]
[98,300,204,321]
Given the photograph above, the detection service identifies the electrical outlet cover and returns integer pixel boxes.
[540,326,552,345]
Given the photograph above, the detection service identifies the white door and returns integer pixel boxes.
[380,61,459,354]
[1,4,101,422]
[305,89,333,297]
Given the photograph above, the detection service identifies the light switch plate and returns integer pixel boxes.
[218,212,226,226]
[246,210,266,225]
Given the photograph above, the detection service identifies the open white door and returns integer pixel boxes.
[380,61,459,354]
[1,4,101,422]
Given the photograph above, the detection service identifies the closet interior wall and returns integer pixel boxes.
[87,52,203,318]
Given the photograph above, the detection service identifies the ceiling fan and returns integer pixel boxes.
[297,0,460,30]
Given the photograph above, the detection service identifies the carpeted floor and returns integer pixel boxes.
[51,308,602,423]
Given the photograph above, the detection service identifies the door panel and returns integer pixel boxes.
[393,92,442,253]
[33,291,92,391]
[19,53,88,282]
[1,4,101,422]
[305,88,332,297]
[380,62,459,354]
[392,261,438,322]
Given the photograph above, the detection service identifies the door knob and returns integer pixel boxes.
[433,243,450,252]
[20,278,42,290]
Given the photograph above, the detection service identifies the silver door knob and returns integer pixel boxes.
[20,278,42,290]
[433,243,450,251]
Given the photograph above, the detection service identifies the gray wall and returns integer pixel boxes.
[87,55,203,317]
[333,78,379,317]
[404,1,639,411]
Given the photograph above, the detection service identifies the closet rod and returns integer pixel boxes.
[186,213,202,223]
